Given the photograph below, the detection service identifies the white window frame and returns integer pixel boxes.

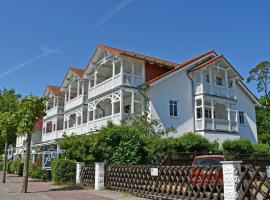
[169,99,178,117]
[215,76,223,86]
[239,111,245,125]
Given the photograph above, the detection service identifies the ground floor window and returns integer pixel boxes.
[169,100,178,117]
[239,111,245,125]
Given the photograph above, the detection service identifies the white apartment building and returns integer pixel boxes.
[39,45,261,152]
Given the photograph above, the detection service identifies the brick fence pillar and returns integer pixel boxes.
[221,161,242,200]
[76,162,85,184]
[95,162,105,190]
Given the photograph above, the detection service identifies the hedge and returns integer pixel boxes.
[29,163,51,180]
[51,159,76,185]
[6,160,24,176]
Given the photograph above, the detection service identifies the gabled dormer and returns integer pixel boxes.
[189,54,243,100]
[60,67,88,111]
[43,85,65,119]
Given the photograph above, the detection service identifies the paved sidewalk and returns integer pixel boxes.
[0,173,146,200]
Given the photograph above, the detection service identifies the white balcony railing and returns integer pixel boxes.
[196,118,238,132]
[195,83,236,99]
[88,73,144,99]
[64,95,86,111]
[88,114,121,131]
[44,106,64,119]
[88,74,121,99]
[45,114,122,140]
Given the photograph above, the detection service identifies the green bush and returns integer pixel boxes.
[51,159,76,185]
[222,139,254,154]
[0,162,3,171]
[29,163,51,180]
[6,160,23,176]
[253,143,270,155]
[180,132,214,153]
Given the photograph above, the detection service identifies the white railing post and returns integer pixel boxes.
[221,161,242,200]
[95,162,105,190]
[76,162,85,184]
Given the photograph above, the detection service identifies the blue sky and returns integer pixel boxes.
[0,0,269,97]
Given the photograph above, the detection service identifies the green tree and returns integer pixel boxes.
[0,88,20,183]
[247,61,270,105]
[16,96,46,193]
[0,112,17,183]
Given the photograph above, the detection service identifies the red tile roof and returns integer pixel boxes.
[98,44,177,68]
[44,85,64,97]
[69,67,85,78]
[188,55,223,72]
[147,50,215,84]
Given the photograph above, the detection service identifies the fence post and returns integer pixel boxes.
[76,162,85,184]
[221,161,242,200]
[95,162,105,190]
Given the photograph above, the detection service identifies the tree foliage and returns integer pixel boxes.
[247,61,270,105]
[222,139,254,154]
[16,95,46,135]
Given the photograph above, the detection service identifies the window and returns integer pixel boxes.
[228,80,233,88]
[205,108,212,118]
[205,74,210,83]
[239,111,245,125]
[216,77,223,86]
[169,100,178,117]
[196,108,202,119]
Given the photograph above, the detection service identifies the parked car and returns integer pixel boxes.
[192,155,225,166]
[190,155,224,186]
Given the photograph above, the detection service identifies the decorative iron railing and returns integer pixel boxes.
[105,165,224,200]
[79,164,95,187]
[237,165,270,200]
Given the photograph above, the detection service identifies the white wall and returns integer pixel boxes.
[202,131,240,144]
[236,84,258,143]
[146,69,194,137]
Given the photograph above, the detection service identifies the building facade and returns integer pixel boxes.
[35,45,261,152]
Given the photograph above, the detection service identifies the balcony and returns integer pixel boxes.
[196,118,238,132]
[88,73,144,99]
[64,95,86,111]
[88,114,121,131]
[195,83,236,99]
[42,131,58,142]
[89,74,121,98]
[44,106,64,119]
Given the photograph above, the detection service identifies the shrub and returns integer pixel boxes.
[222,139,254,154]
[0,162,3,172]
[29,164,51,180]
[144,136,184,164]
[253,143,270,155]
[180,132,214,153]
[51,159,76,185]
[6,160,23,176]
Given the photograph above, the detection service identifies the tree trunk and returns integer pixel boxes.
[2,141,8,183]
[20,133,31,193]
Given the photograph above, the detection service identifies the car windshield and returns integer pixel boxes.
[193,157,224,166]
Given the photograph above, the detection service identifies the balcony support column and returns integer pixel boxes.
[225,70,229,98]
[120,59,123,85]
[53,98,56,108]
[233,79,236,99]
[209,65,213,94]
[120,90,124,120]
[112,56,115,78]
[227,104,231,132]
[200,71,203,93]
[68,85,71,101]
[211,100,214,130]
[77,81,80,97]
[131,90,135,114]
[131,62,135,86]
[202,95,205,130]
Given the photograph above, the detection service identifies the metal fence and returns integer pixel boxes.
[105,165,224,200]
[79,164,95,187]
[237,165,270,200]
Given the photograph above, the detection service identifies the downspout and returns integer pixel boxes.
[187,72,196,133]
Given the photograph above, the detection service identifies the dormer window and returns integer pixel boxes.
[216,76,223,86]
[205,74,210,83]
